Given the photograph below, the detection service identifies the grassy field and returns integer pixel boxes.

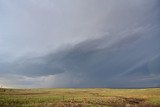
[0,88,160,107]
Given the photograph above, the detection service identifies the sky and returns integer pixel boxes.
[0,0,160,88]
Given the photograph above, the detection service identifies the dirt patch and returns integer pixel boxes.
[55,102,90,107]
[120,97,145,104]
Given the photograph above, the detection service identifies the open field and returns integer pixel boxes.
[0,88,160,107]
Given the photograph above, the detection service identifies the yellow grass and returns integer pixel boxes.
[0,88,160,107]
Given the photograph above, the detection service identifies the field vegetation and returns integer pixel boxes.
[0,88,160,107]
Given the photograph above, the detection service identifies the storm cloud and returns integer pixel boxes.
[0,0,160,88]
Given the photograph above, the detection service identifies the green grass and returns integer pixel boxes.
[0,88,160,107]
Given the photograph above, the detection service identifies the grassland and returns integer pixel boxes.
[0,88,160,107]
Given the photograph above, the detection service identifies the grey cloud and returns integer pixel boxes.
[0,57,65,77]
[1,24,160,88]
[0,0,159,58]
[0,0,160,88]
[47,26,160,87]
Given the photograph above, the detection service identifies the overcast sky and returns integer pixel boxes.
[0,0,160,88]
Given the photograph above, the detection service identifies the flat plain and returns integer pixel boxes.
[0,88,160,107]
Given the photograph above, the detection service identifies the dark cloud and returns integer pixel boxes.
[0,0,160,88]
[46,27,160,88]
[1,24,160,88]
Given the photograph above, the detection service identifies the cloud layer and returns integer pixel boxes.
[0,0,160,88]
